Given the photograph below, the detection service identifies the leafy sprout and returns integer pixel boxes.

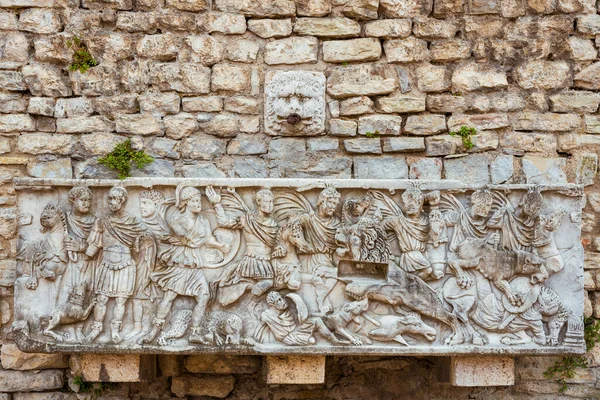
[97,139,154,179]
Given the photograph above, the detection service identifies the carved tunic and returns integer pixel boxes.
[152,213,212,297]
[488,209,535,252]
[255,307,315,346]
[89,213,146,298]
[297,213,340,273]
[64,211,96,287]
[382,214,430,273]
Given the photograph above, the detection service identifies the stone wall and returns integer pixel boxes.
[1,0,600,397]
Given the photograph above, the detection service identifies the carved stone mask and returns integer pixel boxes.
[265,71,326,136]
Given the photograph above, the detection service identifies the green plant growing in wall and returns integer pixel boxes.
[544,317,600,393]
[365,130,380,138]
[449,125,477,150]
[69,376,117,398]
[97,139,154,179]
[66,36,98,74]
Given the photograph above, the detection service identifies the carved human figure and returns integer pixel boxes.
[274,187,342,313]
[264,70,326,136]
[488,188,543,252]
[26,203,69,292]
[84,187,156,344]
[207,187,278,306]
[533,209,566,274]
[378,186,440,281]
[125,189,168,341]
[144,185,228,345]
[62,187,96,340]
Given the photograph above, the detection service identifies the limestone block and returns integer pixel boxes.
[56,116,113,134]
[574,62,600,90]
[27,159,73,179]
[211,64,251,92]
[329,119,357,136]
[567,37,597,61]
[227,134,269,155]
[18,9,62,33]
[136,33,178,60]
[22,64,72,97]
[71,65,120,96]
[491,155,514,184]
[447,113,510,131]
[510,112,581,132]
[409,157,442,180]
[307,138,339,151]
[377,94,426,113]
[549,91,600,113]
[427,94,467,113]
[0,31,28,68]
[444,154,490,185]
[264,37,318,65]
[180,134,226,159]
[296,0,331,16]
[327,64,398,98]
[115,114,161,135]
[522,156,567,185]
[172,375,235,397]
[577,14,600,36]
[430,39,471,62]
[358,114,402,136]
[340,96,374,116]
[54,98,93,118]
[0,369,64,392]
[17,133,73,155]
[404,114,447,135]
[585,115,600,134]
[413,18,458,39]
[383,137,425,152]
[166,0,208,11]
[150,63,211,94]
[365,19,412,38]
[380,0,432,17]
[342,0,379,20]
[344,138,382,154]
[0,114,35,133]
[198,12,246,34]
[450,356,515,386]
[0,70,25,91]
[416,63,450,92]
[470,92,525,113]
[354,156,409,179]
[70,354,156,382]
[515,60,571,90]
[500,132,557,154]
[294,18,361,38]
[1,343,69,370]
[0,93,27,113]
[0,259,16,286]
[323,38,381,63]
[182,96,223,112]
[80,132,128,156]
[116,11,157,32]
[150,137,180,159]
[268,138,306,159]
[266,356,325,384]
[214,0,296,17]
[452,63,508,92]
[384,37,429,63]
[184,355,261,374]
[225,39,260,63]
[425,135,463,156]
[94,95,139,117]
[177,36,223,66]
[224,97,260,114]
[139,92,180,116]
[247,18,292,38]
[0,11,18,29]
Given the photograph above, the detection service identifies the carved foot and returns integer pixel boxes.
[111,321,123,344]
[189,327,210,345]
[139,318,165,345]
[124,323,143,341]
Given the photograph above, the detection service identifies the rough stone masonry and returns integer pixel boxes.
[1,0,600,397]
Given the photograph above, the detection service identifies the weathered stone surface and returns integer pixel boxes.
[0,93,27,113]
[182,96,223,112]
[139,92,180,115]
[444,154,490,185]
[585,115,600,134]
[358,114,402,136]
[70,354,156,382]
[27,159,72,179]
[327,64,397,98]
[296,0,331,16]
[180,134,226,159]
[510,112,581,132]
[425,134,463,156]
[215,0,295,17]
[164,113,198,139]
[211,64,251,93]
[574,62,600,90]
[427,94,467,113]
[365,19,411,38]
[0,70,25,91]
[522,156,567,184]
[324,38,381,62]
[166,0,208,11]
[344,138,382,153]
[384,37,429,63]
[1,343,69,370]
[499,131,557,154]
[172,375,235,398]
[17,133,73,155]
[227,134,269,155]
[416,63,450,92]
[380,0,432,17]
[567,37,597,61]
[198,12,247,34]
[307,137,339,151]
[264,37,318,65]
[0,31,28,68]
[329,119,357,136]
[404,114,447,135]
[451,356,514,386]
[56,116,112,133]
[377,94,426,113]
[354,156,409,179]
[71,66,120,96]
[491,155,514,184]
[577,14,600,36]
[413,18,458,39]
[116,11,157,32]
[116,114,162,135]
[94,95,138,117]
[383,137,425,152]
[150,63,211,94]
[184,355,261,374]
[179,36,224,65]
[447,113,510,131]
[22,64,72,97]
[80,132,128,156]
[55,97,93,118]
[339,96,374,116]
[549,91,600,113]
[137,33,178,60]
[247,18,292,38]
[577,153,597,187]
[410,157,442,179]
[430,39,472,62]
[452,63,508,92]
[181,163,226,178]
[514,60,571,90]
[0,369,64,392]
[295,18,360,38]
[266,356,326,384]
[225,39,260,63]
[343,0,379,20]
[18,9,62,33]
[0,114,35,133]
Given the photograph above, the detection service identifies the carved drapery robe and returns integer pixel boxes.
[488,209,536,252]
[64,211,96,288]
[382,214,430,273]
[89,212,150,298]
[255,307,315,346]
[152,214,214,297]
[297,213,340,273]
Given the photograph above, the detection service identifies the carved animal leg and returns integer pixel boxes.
[312,318,350,345]
[337,327,364,346]
[494,279,522,307]
[43,316,64,342]
[142,291,177,344]
[448,259,477,289]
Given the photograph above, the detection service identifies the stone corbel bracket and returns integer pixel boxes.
[11,178,585,357]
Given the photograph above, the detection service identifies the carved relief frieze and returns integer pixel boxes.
[11,178,585,355]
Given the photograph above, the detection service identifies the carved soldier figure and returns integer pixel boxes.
[144,185,228,344]
[84,187,155,344]
[380,186,439,281]
[488,188,543,252]
[274,187,341,313]
[207,187,279,306]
